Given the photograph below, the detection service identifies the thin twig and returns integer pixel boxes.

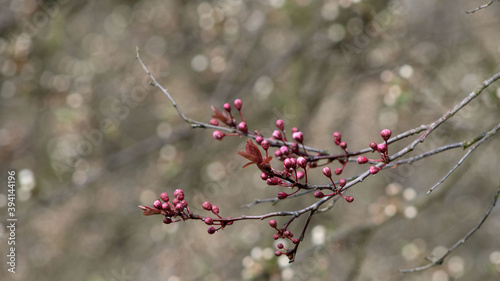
[466,0,496,14]
[427,123,500,194]
[389,71,500,162]
[399,186,500,273]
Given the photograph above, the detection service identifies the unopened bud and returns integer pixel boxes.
[234,99,242,110]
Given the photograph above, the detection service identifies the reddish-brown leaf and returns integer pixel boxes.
[211,106,233,126]
[138,205,163,216]
[238,139,273,171]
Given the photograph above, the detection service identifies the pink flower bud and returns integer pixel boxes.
[204,217,214,225]
[297,157,307,168]
[280,146,289,155]
[175,203,184,211]
[339,142,347,150]
[272,130,282,140]
[345,196,354,203]
[207,226,216,234]
[269,220,278,228]
[284,158,297,170]
[322,167,332,178]
[276,119,285,130]
[163,217,172,224]
[223,103,231,112]
[174,189,184,200]
[260,172,268,180]
[283,230,292,237]
[261,139,270,150]
[369,142,378,150]
[357,156,368,164]
[333,132,341,141]
[202,201,212,211]
[266,178,277,185]
[334,167,343,175]
[369,166,380,174]
[212,205,220,215]
[277,192,288,200]
[160,192,169,202]
[292,238,299,244]
[179,200,188,209]
[153,199,162,209]
[213,130,225,140]
[380,129,392,141]
[274,150,282,158]
[238,122,248,133]
[314,191,325,198]
[296,170,304,179]
[256,136,264,144]
[291,127,299,133]
[275,250,282,256]
[339,178,346,187]
[273,234,280,240]
[377,143,387,153]
[234,99,242,110]
[277,243,284,249]
[292,131,304,143]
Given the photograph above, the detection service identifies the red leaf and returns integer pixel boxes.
[211,106,233,126]
[237,140,263,168]
[138,205,163,216]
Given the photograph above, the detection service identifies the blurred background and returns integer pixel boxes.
[1,0,500,280]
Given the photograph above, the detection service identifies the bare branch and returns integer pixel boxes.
[389,71,500,162]
[399,186,500,273]
[466,0,496,14]
[427,123,500,194]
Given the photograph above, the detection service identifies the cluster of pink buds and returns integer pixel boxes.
[201,201,233,234]
[138,189,191,224]
[211,99,247,140]
[330,131,349,176]
[269,219,299,260]
[314,167,354,203]
[356,129,392,175]
[139,191,235,234]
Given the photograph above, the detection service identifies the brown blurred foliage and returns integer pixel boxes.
[1,0,500,280]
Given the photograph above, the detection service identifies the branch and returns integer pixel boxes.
[399,186,500,273]
[427,123,500,194]
[137,48,500,263]
[389,71,500,162]
[466,0,496,14]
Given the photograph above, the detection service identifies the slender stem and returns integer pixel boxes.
[466,0,496,14]
[400,186,500,273]
[427,123,500,194]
